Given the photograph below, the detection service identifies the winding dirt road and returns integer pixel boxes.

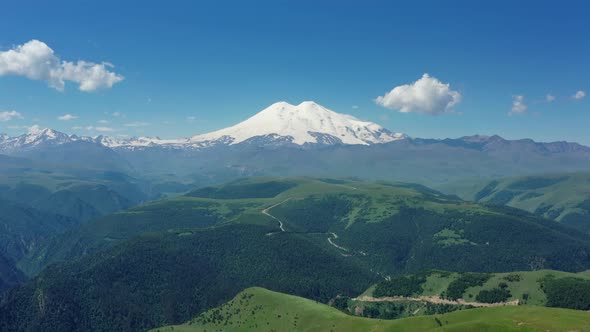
[262,200,351,255]
[261,198,292,232]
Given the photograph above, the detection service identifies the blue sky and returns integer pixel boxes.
[0,0,589,143]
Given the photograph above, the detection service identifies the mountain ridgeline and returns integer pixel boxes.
[2,102,590,186]
[4,178,590,331]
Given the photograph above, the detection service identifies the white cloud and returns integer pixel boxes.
[546,94,556,103]
[186,116,197,122]
[111,111,123,117]
[96,126,115,132]
[28,124,41,133]
[0,40,123,92]
[71,126,83,130]
[375,73,461,115]
[573,90,586,100]
[351,105,359,109]
[510,95,527,115]
[98,119,109,124]
[0,110,23,122]
[124,122,149,127]
[58,114,78,120]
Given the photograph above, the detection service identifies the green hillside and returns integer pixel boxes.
[152,287,590,332]
[437,172,590,232]
[7,177,590,331]
[23,177,590,277]
[0,223,375,332]
[363,270,590,309]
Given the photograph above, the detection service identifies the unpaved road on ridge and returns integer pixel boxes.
[354,295,520,308]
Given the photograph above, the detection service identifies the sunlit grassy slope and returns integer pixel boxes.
[152,287,590,332]
[437,172,590,232]
[366,269,590,307]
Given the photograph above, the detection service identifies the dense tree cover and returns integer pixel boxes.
[331,296,350,311]
[0,224,376,332]
[503,274,521,282]
[561,198,590,233]
[475,287,511,303]
[0,199,78,264]
[336,300,470,320]
[542,277,590,310]
[373,275,427,297]
[445,273,491,300]
[20,199,228,276]
[0,253,24,293]
[186,180,295,199]
[423,303,473,315]
[265,189,590,275]
[272,195,352,233]
[341,203,590,274]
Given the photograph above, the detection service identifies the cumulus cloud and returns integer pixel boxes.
[98,119,109,124]
[58,114,78,120]
[510,95,527,115]
[546,94,556,103]
[375,74,461,115]
[0,40,123,92]
[573,90,586,100]
[124,122,149,127]
[0,110,23,121]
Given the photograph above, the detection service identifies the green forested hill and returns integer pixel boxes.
[438,172,590,232]
[6,177,590,331]
[0,253,23,294]
[24,177,590,277]
[0,224,375,332]
[151,287,590,332]
[0,200,78,263]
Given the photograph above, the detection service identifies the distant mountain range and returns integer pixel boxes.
[2,101,590,184]
[0,101,406,151]
[1,101,588,152]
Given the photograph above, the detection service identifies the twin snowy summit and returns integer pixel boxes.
[0,101,406,151]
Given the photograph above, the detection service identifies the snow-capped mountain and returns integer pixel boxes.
[94,135,188,148]
[190,101,406,146]
[0,101,406,152]
[0,128,78,152]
